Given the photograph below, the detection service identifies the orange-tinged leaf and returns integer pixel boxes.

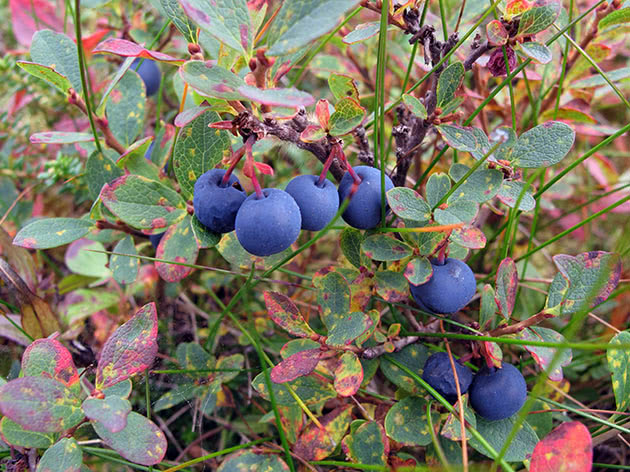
[316,99,331,130]
[530,421,592,472]
[294,406,353,460]
[21,338,80,392]
[271,349,322,383]
[334,351,363,397]
[486,20,509,46]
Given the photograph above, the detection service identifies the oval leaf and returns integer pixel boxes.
[155,216,199,282]
[13,218,94,249]
[36,437,82,472]
[530,421,592,472]
[82,396,132,433]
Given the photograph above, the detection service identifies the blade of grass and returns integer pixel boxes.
[374,0,390,227]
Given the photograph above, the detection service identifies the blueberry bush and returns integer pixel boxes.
[0,0,629,470]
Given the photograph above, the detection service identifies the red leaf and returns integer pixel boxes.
[254,161,274,176]
[21,338,80,390]
[270,349,322,383]
[530,421,592,472]
[93,38,184,64]
[10,0,65,47]
[81,29,111,56]
[95,303,158,390]
[495,257,518,318]
[316,99,331,130]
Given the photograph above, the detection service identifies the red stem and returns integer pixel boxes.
[317,144,340,186]
[245,136,264,199]
[222,145,247,186]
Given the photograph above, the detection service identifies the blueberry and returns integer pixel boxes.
[422,352,473,403]
[235,188,301,257]
[409,258,476,314]
[469,362,527,421]
[149,232,164,249]
[131,58,161,97]
[145,142,154,161]
[285,175,339,231]
[338,165,394,230]
[193,169,247,234]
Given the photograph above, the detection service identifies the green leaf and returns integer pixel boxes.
[404,257,433,286]
[0,417,54,448]
[450,226,486,249]
[17,61,73,94]
[497,180,536,211]
[155,215,199,282]
[425,172,451,208]
[441,397,477,441]
[191,215,221,248]
[111,235,139,285]
[82,396,131,433]
[608,331,630,412]
[518,327,572,381]
[495,257,518,319]
[480,284,497,329]
[517,2,561,36]
[266,0,360,56]
[179,0,252,54]
[334,351,363,397]
[599,7,630,29]
[95,303,158,389]
[328,98,366,136]
[570,66,630,88]
[21,338,80,394]
[160,0,197,43]
[281,339,321,359]
[103,379,133,399]
[65,239,110,278]
[37,438,82,472]
[115,139,161,182]
[0,377,83,433]
[238,85,315,108]
[106,70,146,147]
[342,22,380,44]
[437,124,489,158]
[386,187,431,222]
[381,344,429,393]
[252,370,336,406]
[176,342,213,373]
[153,384,201,412]
[402,94,427,119]
[340,228,365,269]
[61,289,119,325]
[30,132,94,145]
[181,60,247,100]
[86,150,124,200]
[448,163,504,203]
[511,121,575,168]
[264,291,317,338]
[92,412,166,466]
[213,354,244,384]
[217,231,291,269]
[294,406,352,461]
[434,199,479,225]
[518,41,552,64]
[328,74,359,102]
[470,417,538,462]
[342,421,388,466]
[486,19,509,46]
[30,30,82,93]
[217,451,289,472]
[326,312,372,347]
[362,235,413,261]
[13,218,94,249]
[100,175,187,230]
[552,251,621,315]
[539,107,596,124]
[385,396,437,446]
[375,270,409,302]
[314,271,351,330]
[173,111,231,198]
[437,62,464,109]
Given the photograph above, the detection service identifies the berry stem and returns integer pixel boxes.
[245,136,265,199]
[436,243,448,265]
[317,144,339,186]
[222,145,247,187]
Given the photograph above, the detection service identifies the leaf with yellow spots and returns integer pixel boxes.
[21,338,80,396]
[530,421,592,472]
[116,137,162,182]
[13,218,94,250]
[326,312,372,347]
[313,270,351,331]
[111,235,139,285]
[264,291,317,338]
[155,215,199,282]
[342,420,389,467]
[0,417,54,448]
[92,411,167,466]
[381,344,429,393]
[173,111,231,199]
[385,396,438,446]
[608,331,630,412]
[271,349,322,383]
[95,302,158,390]
[334,351,363,397]
[86,149,124,200]
[106,69,146,147]
[448,162,504,204]
[36,437,83,472]
[0,376,84,433]
[518,327,572,381]
[294,406,353,460]
[217,450,289,472]
[252,370,336,406]
[82,396,132,433]
[441,396,476,441]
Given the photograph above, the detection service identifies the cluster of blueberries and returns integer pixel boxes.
[192,165,394,257]
[423,351,528,421]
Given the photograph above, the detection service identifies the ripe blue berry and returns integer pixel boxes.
[285,175,339,231]
[469,362,527,421]
[409,258,476,314]
[149,232,164,249]
[235,188,301,257]
[338,165,394,230]
[131,58,161,97]
[422,352,473,403]
[193,169,246,234]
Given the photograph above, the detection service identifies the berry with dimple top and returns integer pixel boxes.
[235,188,302,257]
[422,352,474,403]
[337,165,394,230]
[193,169,247,234]
[469,362,527,421]
[285,175,339,231]
[131,58,161,96]
[409,258,476,314]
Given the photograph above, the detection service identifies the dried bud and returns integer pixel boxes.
[487,46,517,77]
[187,43,201,55]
